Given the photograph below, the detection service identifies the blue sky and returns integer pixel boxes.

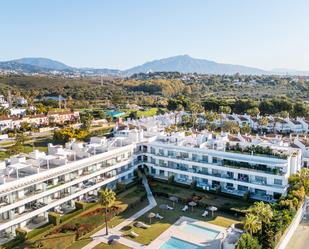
[0,0,309,70]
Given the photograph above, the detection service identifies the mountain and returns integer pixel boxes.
[1,55,308,76]
[12,57,72,71]
[125,55,268,75]
[0,57,121,76]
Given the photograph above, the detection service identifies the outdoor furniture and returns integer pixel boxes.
[148,212,156,224]
[188,201,197,211]
[130,230,139,237]
[208,206,218,217]
[135,221,151,229]
[182,205,188,211]
[155,213,164,219]
[169,196,179,207]
[159,204,173,210]
[167,205,174,210]
[202,210,209,217]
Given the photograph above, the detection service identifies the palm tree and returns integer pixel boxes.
[250,202,273,224]
[244,213,261,236]
[249,202,273,235]
[99,188,116,235]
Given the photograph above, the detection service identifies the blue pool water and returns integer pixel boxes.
[159,237,204,249]
[182,223,220,239]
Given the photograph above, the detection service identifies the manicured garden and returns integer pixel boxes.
[2,185,147,249]
[116,179,247,246]
[93,243,131,249]
[120,197,241,245]
[148,179,251,213]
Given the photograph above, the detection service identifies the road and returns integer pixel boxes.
[286,225,309,249]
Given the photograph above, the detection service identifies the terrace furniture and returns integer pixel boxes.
[155,213,164,219]
[202,210,209,217]
[182,205,188,212]
[130,230,139,237]
[135,221,150,228]
[167,205,174,210]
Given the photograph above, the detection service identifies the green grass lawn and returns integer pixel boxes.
[123,108,160,118]
[93,243,132,249]
[149,180,251,211]
[0,137,55,161]
[120,197,241,245]
[5,185,147,249]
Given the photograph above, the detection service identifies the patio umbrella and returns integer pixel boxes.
[208,206,218,217]
[169,196,179,207]
[148,212,156,224]
[188,201,197,212]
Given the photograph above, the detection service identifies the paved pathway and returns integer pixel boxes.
[82,176,157,249]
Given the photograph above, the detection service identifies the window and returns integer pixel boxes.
[255,176,266,184]
[202,155,208,162]
[159,149,164,155]
[180,152,189,158]
[150,147,155,154]
[192,154,198,161]
[274,179,282,185]
[238,185,248,191]
[168,150,174,157]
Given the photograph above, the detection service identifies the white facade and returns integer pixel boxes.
[134,130,302,204]
[0,136,142,241]
[0,112,304,242]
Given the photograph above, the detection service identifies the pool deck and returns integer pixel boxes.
[146,216,226,249]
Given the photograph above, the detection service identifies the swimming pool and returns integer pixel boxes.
[159,237,204,249]
[182,223,220,239]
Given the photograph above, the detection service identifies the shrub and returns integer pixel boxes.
[15,228,27,241]
[48,212,61,226]
[116,181,126,193]
[75,201,87,210]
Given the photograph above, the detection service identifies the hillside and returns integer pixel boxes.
[126,55,269,75]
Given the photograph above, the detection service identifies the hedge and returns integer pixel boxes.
[15,227,27,241]
[48,212,61,226]
[75,201,87,210]
[27,223,53,239]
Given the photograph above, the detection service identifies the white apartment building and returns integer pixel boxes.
[294,137,309,168]
[0,112,304,243]
[0,134,144,242]
[135,130,301,204]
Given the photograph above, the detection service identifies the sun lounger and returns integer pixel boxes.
[167,205,174,210]
[182,205,188,212]
[202,210,209,217]
[156,213,164,219]
[130,230,139,237]
[135,221,151,228]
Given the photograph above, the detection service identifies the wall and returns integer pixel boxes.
[276,203,305,249]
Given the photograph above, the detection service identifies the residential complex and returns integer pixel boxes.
[0,113,305,243]
[0,135,139,242]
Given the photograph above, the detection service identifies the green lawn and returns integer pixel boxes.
[123,108,160,118]
[4,185,147,249]
[121,197,241,245]
[93,243,132,249]
[0,137,55,161]
[149,180,251,211]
